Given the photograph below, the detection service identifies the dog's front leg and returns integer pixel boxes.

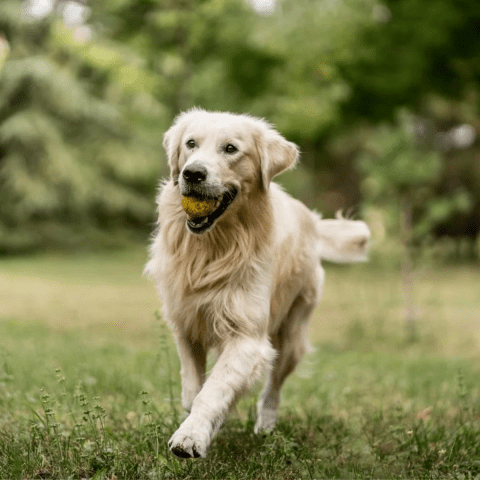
[174,334,206,412]
[169,336,275,458]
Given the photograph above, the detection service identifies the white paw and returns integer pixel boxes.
[168,417,211,458]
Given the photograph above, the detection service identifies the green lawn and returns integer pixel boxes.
[0,249,479,479]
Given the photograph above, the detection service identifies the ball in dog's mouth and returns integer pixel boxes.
[182,190,237,234]
[182,196,221,219]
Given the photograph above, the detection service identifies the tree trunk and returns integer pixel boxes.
[400,195,417,342]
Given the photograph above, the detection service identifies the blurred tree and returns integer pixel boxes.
[0,0,287,252]
[0,1,162,252]
[1,0,479,257]
[88,0,282,114]
[248,0,373,141]
[336,0,480,253]
[259,0,480,255]
[337,0,480,122]
[357,109,473,336]
[230,0,377,212]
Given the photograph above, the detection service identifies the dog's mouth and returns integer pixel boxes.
[185,189,237,234]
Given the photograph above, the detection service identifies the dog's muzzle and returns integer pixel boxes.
[180,165,237,234]
[184,190,237,234]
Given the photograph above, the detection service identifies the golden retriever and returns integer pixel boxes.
[145,109,370,458]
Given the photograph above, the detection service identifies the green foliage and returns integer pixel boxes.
[416,189,473,240]
[248,0,374,141]
[0,3,165,252]
[90,0,284,114]
[358,111,442,197]
[338,0,480,120]
[1,0,479,254]
[357,110,473,247]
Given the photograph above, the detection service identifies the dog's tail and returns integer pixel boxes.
[314,212,371,263]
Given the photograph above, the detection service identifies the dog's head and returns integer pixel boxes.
[163,109,299,234]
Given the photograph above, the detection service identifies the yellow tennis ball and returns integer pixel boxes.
[182,196,217,218]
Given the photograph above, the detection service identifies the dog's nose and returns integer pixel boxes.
[182,164,207,184]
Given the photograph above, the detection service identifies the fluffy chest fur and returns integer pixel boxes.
[146,181,275,347]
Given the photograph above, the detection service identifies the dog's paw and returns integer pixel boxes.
[254,407,278,434]
[168,433,204,458]
[168,420,210,458]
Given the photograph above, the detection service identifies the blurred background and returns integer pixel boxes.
[1,0,479,259]
[0,0,479,350]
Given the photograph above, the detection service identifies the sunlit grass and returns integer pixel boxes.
[2,248,478,354]
[0,249,479,478]
[313,262,480,356]
[0,249,157,340]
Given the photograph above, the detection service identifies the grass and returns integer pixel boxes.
[0,248,479,479]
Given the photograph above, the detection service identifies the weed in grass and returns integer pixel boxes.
[0,347,13,384]
[140,389,163,459]
[24,375,111,478]
[153,309,179,423]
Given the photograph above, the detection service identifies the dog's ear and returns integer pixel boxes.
[163,114,189,183]
[163,125,180,183]
[257,127,299,191]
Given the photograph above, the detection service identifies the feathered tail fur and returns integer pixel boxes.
[314,212,371,263]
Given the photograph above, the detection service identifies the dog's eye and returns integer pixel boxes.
[186,139,196,149]
[225,144,237,154]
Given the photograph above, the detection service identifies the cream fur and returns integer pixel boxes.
[146,109,370,458]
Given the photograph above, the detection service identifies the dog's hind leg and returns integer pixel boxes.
[254,294,318,433]
[173,335,206,413]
